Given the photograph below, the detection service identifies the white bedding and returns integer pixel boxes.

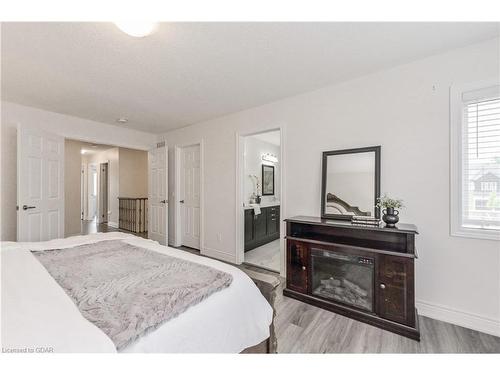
[1,233,273,353]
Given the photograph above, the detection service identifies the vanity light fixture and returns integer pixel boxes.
[114,21,158,38]
[81,149,87,155]
[262,153,278,164]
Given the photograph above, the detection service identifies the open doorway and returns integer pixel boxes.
[240,130,282,273]
[87,163,99,221]
[84,161,109,224]
[65,139,149,238]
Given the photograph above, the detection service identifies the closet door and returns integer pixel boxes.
[180,144,201,249]
[148,145,168,245]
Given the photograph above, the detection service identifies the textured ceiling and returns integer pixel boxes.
[2,22,499,134]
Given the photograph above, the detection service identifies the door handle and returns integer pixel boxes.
[160,200,168,204]
[179,200,185,203]
[23,205,36,210]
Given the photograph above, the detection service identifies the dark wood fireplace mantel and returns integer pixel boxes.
[284,216,420,341]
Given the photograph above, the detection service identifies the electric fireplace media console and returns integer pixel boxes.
[284,216,420,340]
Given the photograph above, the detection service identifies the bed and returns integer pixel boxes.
[1,232,274,353]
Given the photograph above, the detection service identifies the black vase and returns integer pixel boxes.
[382,207,399,228]
[255,195,261,204]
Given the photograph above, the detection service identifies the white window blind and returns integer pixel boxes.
[461,91,500,232]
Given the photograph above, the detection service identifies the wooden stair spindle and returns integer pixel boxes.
[118,197,148,233]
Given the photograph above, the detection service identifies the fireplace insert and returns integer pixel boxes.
[311,248,374,312]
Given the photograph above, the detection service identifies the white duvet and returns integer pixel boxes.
[1,233,273,353]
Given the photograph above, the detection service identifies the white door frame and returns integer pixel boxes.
[235,125,286,276]
[81,164,85,220]
[174,140,204,251]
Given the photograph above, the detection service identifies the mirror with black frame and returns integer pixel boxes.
[321,146,381,220]
[261,164,275,196]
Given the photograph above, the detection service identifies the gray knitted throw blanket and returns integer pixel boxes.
[32,240,233,350]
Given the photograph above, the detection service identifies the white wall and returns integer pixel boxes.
[0,102,156,240]
[160,38,500,335]
[244,136,280,205]
[119,148,148,198]
[64,139,85,236]
[0,119,17,241]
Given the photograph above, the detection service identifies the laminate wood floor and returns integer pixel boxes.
[80,219,148,239]
[272,281,500,353]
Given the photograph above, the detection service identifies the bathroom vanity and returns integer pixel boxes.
[244,204,280,251]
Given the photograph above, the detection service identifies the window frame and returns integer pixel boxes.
[450,79,500,241]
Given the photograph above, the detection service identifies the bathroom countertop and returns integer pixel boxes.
[243,202,280,209]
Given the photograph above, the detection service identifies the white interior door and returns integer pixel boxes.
[148,145,168,245]
[88,163,97,220]
[180,145,200,249]
[17,125,64,242]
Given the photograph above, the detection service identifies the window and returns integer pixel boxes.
[451,80,500,240]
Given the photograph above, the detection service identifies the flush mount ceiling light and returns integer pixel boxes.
[116,117,129,124]
[114,21,158,37]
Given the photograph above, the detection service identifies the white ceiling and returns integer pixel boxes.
[72,140,115,155]
[251,130,281,146]
[2,22,499,134]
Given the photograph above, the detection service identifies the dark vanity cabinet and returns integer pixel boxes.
[244,205,280,251]
[284,216,420,340]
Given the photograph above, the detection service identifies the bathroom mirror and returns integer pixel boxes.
[262,164,275,196]
[321,146,381,220]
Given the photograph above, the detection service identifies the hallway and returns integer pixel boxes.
[80,220,148,239]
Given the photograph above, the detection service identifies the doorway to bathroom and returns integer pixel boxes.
[238,129,283,273]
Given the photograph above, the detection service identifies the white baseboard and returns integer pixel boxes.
[416,300,500,337]
[107,221,118,228]
[202,246,237,264]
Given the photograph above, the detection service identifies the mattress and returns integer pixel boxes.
[1,232,273,353]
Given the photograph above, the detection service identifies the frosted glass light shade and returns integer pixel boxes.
[115,22,158,37]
